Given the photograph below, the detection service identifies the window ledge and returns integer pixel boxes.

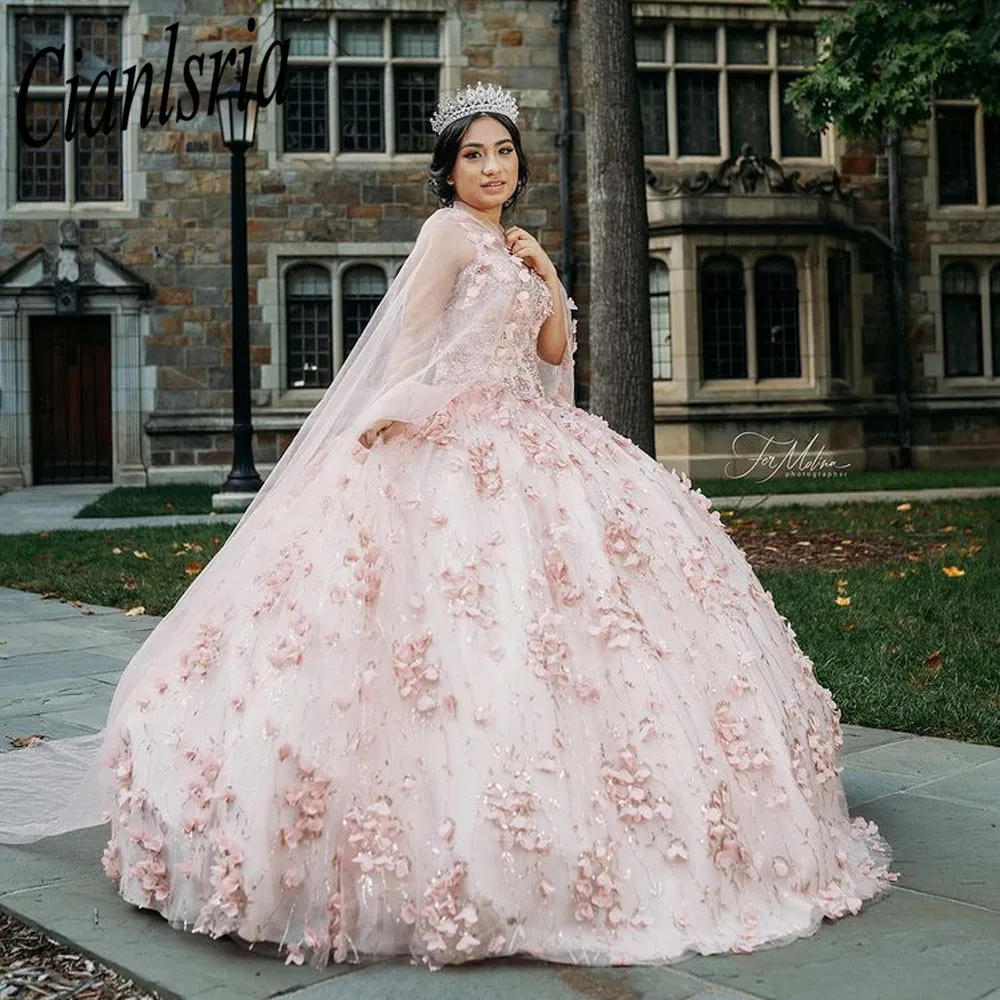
[938,376,1000,385]
[276,152,431,163]
[5,203,136,217]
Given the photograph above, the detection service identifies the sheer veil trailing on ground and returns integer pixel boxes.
[0,205,578,845]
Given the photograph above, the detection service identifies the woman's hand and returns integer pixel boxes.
[358,418,409,449]
[503,227,557,283]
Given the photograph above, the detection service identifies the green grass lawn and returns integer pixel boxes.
[76,467,1000,519]
[749,498,999,746]
[0,525,231,615]
[2,496,997,745]
[76,485,219,518]
[692,464,1000,497]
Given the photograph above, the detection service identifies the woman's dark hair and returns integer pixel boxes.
[428,112,529,213]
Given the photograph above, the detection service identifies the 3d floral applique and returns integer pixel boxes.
[704,783,753,886]
[393,630,443,714]
[711,701,774,774]
[572,838,625,930]
[192,830,247,936]
[344,797,412,878]
[484,773,553,855]
[278,752,334,849]
[601,744,672,827]
[468,440,504,498]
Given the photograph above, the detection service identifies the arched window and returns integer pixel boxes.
[342,265,387,360]
[701,255,746,380]
[942,262,983,376]
[990,265,1000,376]
[754,255,801,378]
[649,258,671,379]
[285,265,332,388]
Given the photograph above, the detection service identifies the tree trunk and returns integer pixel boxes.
[578,0,655,456]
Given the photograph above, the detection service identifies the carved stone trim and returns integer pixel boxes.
[646,144,852,202]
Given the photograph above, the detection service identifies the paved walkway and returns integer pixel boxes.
[1,482,998,535]
[0,586,998,1000]
[0,485,241,533]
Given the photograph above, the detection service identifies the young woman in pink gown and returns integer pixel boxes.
[0,82,894,970]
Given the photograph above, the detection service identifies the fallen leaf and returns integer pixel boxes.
[8,734,47,748]
[896,503,912,512]
[133,550,151,560]
[909,648,944,688]
[125,606,146,616]
[835,596,852,606]
[111,547,122,555]
[940,525,956,534]
[184,561,203,576]
[941,565,966,577]
[39,530,51,538]
[844,622,856,632]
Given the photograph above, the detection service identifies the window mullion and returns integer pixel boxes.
[981,266,992,378]
[384,18,393,155]
[746,256,758,380]
[716,24,726,159]
[767,26,780,158]
[975,104,988,208]
[333,265,343,374]
[719,67,730,160]
[330,18,339,154]
[666,25,677,158]
[65,15,75,205]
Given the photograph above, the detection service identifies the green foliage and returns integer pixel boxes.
[767,0,1000,139]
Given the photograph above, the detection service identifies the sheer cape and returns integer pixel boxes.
[0,202,578,844]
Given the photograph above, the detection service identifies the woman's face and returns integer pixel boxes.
[447,115,518,210]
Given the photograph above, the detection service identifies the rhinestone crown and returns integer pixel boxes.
[429,80,520,135]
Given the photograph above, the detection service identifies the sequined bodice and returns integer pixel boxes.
[437,207,555,399]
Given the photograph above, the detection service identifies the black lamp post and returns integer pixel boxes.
[216,82,263,494]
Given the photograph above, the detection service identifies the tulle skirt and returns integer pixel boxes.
[93,381,895,969]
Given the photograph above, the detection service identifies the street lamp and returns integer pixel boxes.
[215,81,263,500]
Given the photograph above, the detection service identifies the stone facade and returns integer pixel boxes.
[0,0,997,487]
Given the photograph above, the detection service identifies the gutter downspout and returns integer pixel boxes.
[552,0,578,401]
[554,0,575,291]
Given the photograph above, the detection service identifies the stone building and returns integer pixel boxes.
[0,0,997,488]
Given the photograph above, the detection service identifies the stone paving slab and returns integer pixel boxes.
[0,483,242,534]
[0,586,998,1000]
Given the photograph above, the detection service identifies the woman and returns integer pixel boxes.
[0,82,894,971]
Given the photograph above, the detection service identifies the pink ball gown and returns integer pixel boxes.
[92,204,894,970]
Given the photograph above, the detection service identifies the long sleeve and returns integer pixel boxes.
[538,279,578,406]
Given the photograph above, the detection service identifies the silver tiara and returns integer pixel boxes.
[429,81,520,135]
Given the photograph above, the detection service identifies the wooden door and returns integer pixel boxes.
[31,316,113,483]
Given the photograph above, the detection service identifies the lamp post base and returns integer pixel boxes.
[211,490,257,513]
